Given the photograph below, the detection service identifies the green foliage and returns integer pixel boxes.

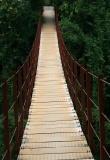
[0,0,41,79]
[57,0,110,158]
[0,0,42,159]
[59,19,84,60]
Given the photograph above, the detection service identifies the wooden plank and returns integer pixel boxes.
[21,141,88,149]
[19,147,91,155]
[26,120,80,126]
[22,136,86,143]
[30,101,72,105]
[24,127,82,135]
[28,113,76,118]
[27,116,78,122]
[29,108,74,111]
[29,111,75,115]
[18,153,93,160]
[25,124,80,129]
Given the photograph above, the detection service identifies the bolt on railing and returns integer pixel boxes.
[55,9,110,160]
[0,10,42,160]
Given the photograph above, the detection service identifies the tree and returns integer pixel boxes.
[57,0,110,158]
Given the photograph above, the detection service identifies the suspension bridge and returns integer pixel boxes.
[0,6,110,160]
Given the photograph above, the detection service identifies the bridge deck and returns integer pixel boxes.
[18,7,94,160]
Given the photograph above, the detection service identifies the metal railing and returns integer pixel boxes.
[55,10,110,160]
[0,11,42,160]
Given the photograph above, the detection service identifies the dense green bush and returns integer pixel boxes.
[56,0,110,158]
[0,0,42,159]
[57,0,110,77]
[0,0,42,79]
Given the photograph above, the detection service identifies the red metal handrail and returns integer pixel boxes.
[55,10,110,160]
[0,10,42,160]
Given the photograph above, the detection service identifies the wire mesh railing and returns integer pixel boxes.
[0,11,42,160]
[55,9,110,160]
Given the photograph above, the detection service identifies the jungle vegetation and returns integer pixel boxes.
[0,0,110,159]
[0,0,43,159]
[54,0,110,159]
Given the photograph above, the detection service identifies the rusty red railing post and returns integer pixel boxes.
[35,41,38,77]
[98,75,105,160]
[60,42,65,79]
[86,68,93,148]
[33,50,35,91]
[59,44,63,67]
[2,78,11,160]
[67,54,71,92]
[74,60,79,114]
[61,43,65,72]
[12,71,19,154]
[69,54,72,91]
[31,51,34,93]
[32,52,34,92]
[23,62,28,118]
[71,59,75,103]
[29,55,31,105]
[27,57,31,107]
[33,48,36,89]
[80,64,87,133]
[70,56,73,83]
[70,55,74,101]
[66,51,69,83]
[31,52,34,94]
[18,67,24,136]
[30,53,32,98]
[64,51,68,82]
[73,60,75,103]
[64,49,66,74]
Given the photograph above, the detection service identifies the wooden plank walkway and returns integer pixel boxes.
[18,6,94,160]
